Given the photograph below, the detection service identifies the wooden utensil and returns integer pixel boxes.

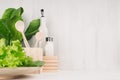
[34,32,43,47]
[15,20,30,47]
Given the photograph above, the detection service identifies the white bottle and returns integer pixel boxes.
[39,9,48,50]
[45,37,54,56]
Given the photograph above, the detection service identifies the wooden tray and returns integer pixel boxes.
[0,67,41,79]
[0,67,41,76]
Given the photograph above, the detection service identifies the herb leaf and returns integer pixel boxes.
[25,19,40,40]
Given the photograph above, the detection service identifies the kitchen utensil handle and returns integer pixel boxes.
[22,33,30,47]
[34,40,38,47]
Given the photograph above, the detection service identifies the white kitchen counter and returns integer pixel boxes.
[13,70,120,80]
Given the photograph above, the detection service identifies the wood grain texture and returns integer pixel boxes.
[43,56,58,72]
[43,56,58,60]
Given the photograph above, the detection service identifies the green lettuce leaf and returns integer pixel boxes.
[0,38,6,47]
[0,39,44,67]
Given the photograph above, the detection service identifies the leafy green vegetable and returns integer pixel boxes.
[0,39,44,67]
[0,38,6,47]
[25,19,40,40]
[2,7,23,20]
[0,19,10,44]
[10,7,23,19]
[2,8,16,19]
[0,7,23,45]
[0,7,40,45]
[0,7,43,67]
[23,60,45,67]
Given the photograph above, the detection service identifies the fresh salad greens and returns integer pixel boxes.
[0,7,40,45]
[0,7,43,68]
[0,38,44,67]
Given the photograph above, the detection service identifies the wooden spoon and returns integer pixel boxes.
[15,20,30,47]
[34,32,43,47]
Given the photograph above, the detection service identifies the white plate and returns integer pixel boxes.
[0,67,40,76]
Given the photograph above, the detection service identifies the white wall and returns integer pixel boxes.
[0,0,120,71]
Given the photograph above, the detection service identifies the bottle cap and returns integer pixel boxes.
[41,9,44,17]
[46,37,53,42]
[46,37,49,41]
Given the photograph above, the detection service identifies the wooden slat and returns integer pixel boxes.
[44,60,58,63]
[42,70,58,72]
[43,67,58,70]
[43,56,59,72]
[43,56,58,60]
[44,63,58,67]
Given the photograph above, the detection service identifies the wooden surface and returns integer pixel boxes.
[1,70,120,80]
[43,56,58,72]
